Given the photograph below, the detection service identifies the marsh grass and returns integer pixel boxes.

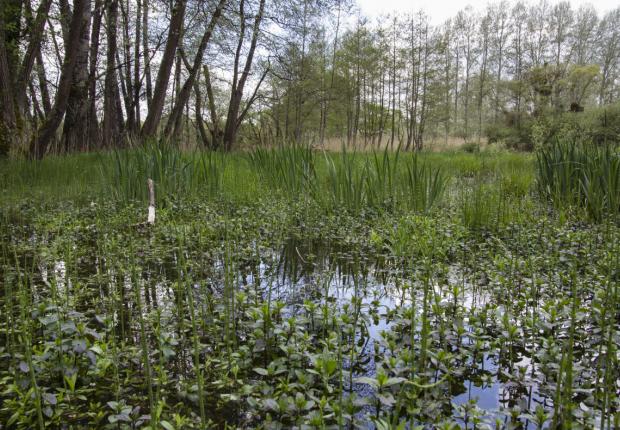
[403,155,448,214]
[101,142,226,204]
[249,144,316,199]
[537,140,620,221]
[322,147,367,212]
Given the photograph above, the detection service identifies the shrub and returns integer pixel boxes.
[461,142,480,153]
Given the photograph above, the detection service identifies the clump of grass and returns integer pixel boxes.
[365,147,401,208]
[249,144,316,198]
[101,141,224,204]
[322,147,366,213]
[459,180,509,231]
[402,155,448,214]
[536,140,620,221]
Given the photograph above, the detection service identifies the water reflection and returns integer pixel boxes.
[29,234,557,428]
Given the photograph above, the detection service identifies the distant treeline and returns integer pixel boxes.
[1,0,619,157]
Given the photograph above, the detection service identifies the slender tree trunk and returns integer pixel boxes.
[134,0,141,128]
[58,0,72,44]
[194,72,210,147]
[319,5,339,146]
[141,0,187,138]
[142,0,152,106]
[35,49,51,114]
[164,0,226,139]
[203,65,220,147]
[222,0,266,151]
[0,17,17,155]
[102,0,122,147]
[15,0,52,115]
[88,0,103,147]
[119,0,135,132]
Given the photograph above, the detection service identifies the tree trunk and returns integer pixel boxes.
[203,65,220,147]
[35,49,51,114]
[222,0,266,151]
[102,0,122,147]
[16,0,52,115]
[88,0,103,147]
[194,73,210,148]
[62,0,92,153]
[0,16,17,155]
[134,0,141,128]
[163,0,226,139]
[141,0,187,138]
[119,0,135,132]
[29,0,89,159]
[142,0,152,107]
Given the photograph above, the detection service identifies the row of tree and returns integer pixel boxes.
[0,0,619,157]
[262,1,620,150]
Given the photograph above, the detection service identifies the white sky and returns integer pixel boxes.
[356,0,618,24]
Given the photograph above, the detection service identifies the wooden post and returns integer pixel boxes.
[147,178,155,224]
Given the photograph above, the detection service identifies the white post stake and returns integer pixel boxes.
[147,179,156,225]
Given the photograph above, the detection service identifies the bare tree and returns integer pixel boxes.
[222,0,267,150]
[141,0,187,137]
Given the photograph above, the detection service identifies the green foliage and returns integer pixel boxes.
[1,145,619,428]
[460,142,481,153]
[319,147,448,214]
[536,140,620,221]
[100,142,225,204]
[249,144,316,198]
[485,115,535,151]
[403,155,449,214]
[583,103,620,145]
[322,148,367,213]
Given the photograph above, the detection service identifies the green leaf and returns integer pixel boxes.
[161,420,175,430]
[384,377,406,387]
[353,377,379,388]
[263,398,279,411]
[90,344,103,355]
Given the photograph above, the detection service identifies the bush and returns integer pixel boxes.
[586,104,620,145]
[485,113,535,151]
[461,142,480,153]
[487,103,620,152]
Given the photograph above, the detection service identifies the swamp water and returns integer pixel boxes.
[1,209,617,429]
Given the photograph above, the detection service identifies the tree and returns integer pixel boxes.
[221,0,267,150]
[29,0,89,159]
[163,0,227,140]
[62,0,92,152]
[141,0,187,138]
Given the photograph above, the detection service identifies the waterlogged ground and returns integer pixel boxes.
[1,198,619,429]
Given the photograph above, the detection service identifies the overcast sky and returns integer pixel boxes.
[356,0,618,24]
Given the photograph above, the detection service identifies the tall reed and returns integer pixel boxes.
[536,140,620,221]
[249,144,316,199]
[322,148,366,213]
[402,155,448,214]
[101,142,223,203]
